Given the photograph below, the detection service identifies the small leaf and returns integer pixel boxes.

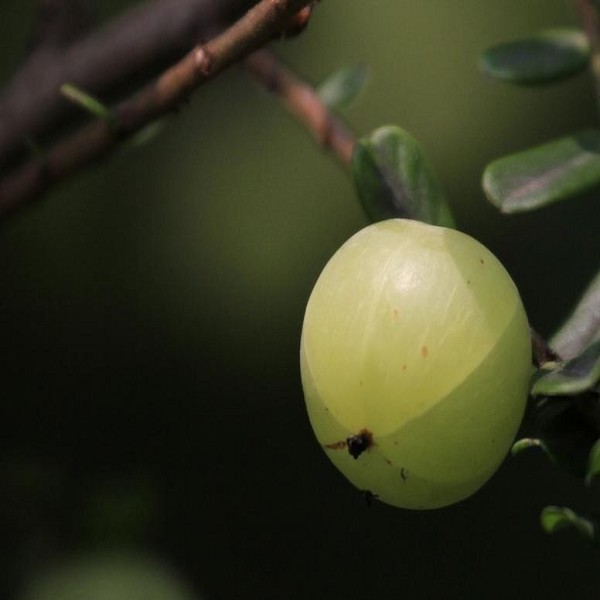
[352,126,455,227]
[511,436,575,472]
[541,506,595,541]
[60,83,116,126]
[585,439,600,486]
[531,340,600,397]
[483,130,600,213]
[480,28,590,85]
[551,271,600,360]
[531,399,598,477]
[317,64,369,110]
[511,437,545,456]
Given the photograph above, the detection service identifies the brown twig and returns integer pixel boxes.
[574,0,600,117]
[0,0,248,171]
[0,0,314,218]
[28,0,93,51]
[244,48,356,167]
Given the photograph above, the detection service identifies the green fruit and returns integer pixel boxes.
[300,219,531,509]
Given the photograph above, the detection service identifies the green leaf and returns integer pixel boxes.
[511,435,585,476]
[483,130,600,213]
[551,271,600,360]
[530,399,598,477]
[531,340,600,397]
[352,126,455,227]
[511,437,545,456]
[60,83,117,126]
[480,28,590,85]
[540,506,595,541]
[585,439,600,486]
[317,64,370,110]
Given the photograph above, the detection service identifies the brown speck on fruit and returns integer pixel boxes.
[480,258,485,265]
[393,308,399,318]
[324,440,347,451]
[347,429,374,459]
[402,364,407,371]
[421,345,429,358]
[324,429,374,458]
[400,467,409,483]
[467,279,471,285]
[385,458,393,465]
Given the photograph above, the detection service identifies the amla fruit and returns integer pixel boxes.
[300,219,531,509]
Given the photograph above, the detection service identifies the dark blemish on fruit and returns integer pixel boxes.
[402,364,407,371]
[359,380,364,387]
[347,429,374,459]
[385,458,393,465]
[400,467,409,483]
[467,279,471,285]
[324,429,374,459]
[393,308,399,318]
[480,258,485,265]
[363,490,379,508]
[421,345,429,358]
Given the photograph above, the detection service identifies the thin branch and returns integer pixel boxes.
[0,0,314,218]
[28,0,93,51]
[574,0,600,116]
[0,0,250,171]
[244,49,356,167]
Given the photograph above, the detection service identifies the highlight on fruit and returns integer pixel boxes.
[300,219,532,509]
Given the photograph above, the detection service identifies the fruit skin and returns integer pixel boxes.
[300,219,531,509]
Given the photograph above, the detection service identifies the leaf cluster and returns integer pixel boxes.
[482,25,600,547]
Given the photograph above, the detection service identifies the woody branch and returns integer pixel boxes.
[0,0,315,218]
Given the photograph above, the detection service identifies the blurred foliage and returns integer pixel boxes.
[18,553,200,600]
[479,28,590,85]
[317,63,370,110]
[1,1,600,599]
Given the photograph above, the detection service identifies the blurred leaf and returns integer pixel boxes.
[551,270,600,360]
[540,506,595,542]
[531,399,598,477]
[123,119,166,151]
[480,28,590,85]
[483,130,600,213]
[317,64,369,110]
[532,340,600,397]
[586,439,600,486]
[60,83,116,125]
[352,125,455,227]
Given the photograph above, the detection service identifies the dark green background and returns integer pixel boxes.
[1,1,599,598]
